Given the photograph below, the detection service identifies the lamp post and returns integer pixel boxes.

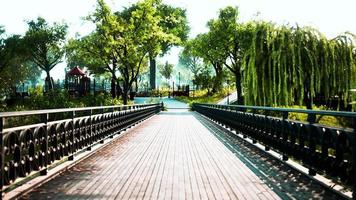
[178,72,181,90]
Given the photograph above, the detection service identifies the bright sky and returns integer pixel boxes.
[1,0,355,80]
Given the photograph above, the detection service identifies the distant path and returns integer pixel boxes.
[217,91,237,105]
[134,97,189,109]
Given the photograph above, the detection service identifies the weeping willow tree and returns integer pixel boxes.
[242,21,356,109]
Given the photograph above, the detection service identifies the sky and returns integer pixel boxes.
[1,0,355,80]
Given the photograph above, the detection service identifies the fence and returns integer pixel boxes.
[193,103,356,199]
[0,103,162,196]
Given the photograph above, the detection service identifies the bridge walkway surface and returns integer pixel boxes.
[20,110,342,200]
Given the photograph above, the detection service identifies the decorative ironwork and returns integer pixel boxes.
[193,103,356,199]
[0,103,162,195]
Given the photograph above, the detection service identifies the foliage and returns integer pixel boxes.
[175,87,232,106]
[207,7,250,104]
[65,32,122,98]
[148,3,189,90]
[0,27,42,98]
[285,105,352,128]
[159,61,173,83]
[187,33,225,92]
[193,65,214,91]
[156,4,190,55]
[185,6,355,110]
[179,40,203,84]
[1,86,123,112]
[85,0,181,104]
[241,22,356,109]
[24,17,68,90]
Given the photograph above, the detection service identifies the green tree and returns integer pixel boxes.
[190,33,226,93]
[0,28,41,97]
[24,17,68,91]
[159,61,173,86]
[194,64,214,91]
[179,40,203,85]
[0,26,7,73]
[241,21,356,109]
[149,3,189,89]
[66,32,122,98]
[89,0,177,104]
[207,6,249,104]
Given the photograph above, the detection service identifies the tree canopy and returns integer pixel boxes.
[183,6,355,109]
[0,27,41,97]
[82,0,183,104]
[24,17,68,90]
[159,61,174,83]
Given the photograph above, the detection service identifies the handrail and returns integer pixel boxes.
[0,103,163,197]
[193,103,356,199]
[0,103,158,118]
[197,103,356,118]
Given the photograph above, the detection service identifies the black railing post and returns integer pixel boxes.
[281,111,289,161]
[68,111,75,161]
[264,110,270,151]
[40,113,49,175]
[110,107,115,138]
[87,109,94,150]
[307,113,317,176]
[0,117,4,199]
[251,109,257,143]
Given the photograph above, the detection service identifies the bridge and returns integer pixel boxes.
[0,102,355,199]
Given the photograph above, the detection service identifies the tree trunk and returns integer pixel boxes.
[116,81,122,97]
[213,69,223,93]
[236,71,243,105]
[46,70,53,91]
[304,89,312,109]
[212,63,223,93]
[111,75,117,98]
[122,84,129,105]
[149,57,156,90]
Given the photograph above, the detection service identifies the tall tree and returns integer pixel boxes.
[241,21,356,109]
[179,40,203,84]
[0,28,41,97]
[207,6,249,104]
[24,17,68,91]
[191,33,226,93]
[66,32,122,98]
[89,0,178,104]
[149,4,189,89]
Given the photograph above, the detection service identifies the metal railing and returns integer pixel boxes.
[0,103,162,196]
[193,103,356,199]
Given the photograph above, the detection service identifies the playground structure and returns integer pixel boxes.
[65,66,91,97]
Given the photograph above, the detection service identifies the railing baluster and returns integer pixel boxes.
[68,111,75,161]
[40,113,49,175]
[281,111,289,161]
[307,113,317,176]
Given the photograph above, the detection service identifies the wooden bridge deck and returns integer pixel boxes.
[20,110,341,200]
